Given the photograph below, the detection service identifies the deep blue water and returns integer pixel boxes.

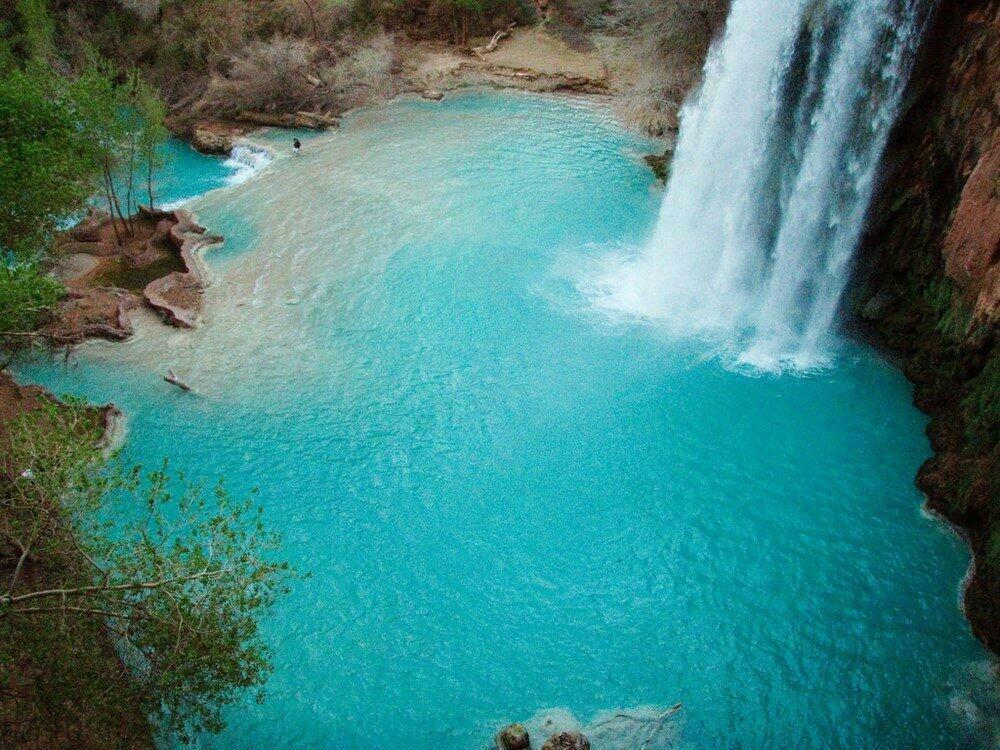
[18,92,993,748]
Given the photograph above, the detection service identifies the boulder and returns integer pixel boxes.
[541,731,590,750]
[422,88,445,101]
[191,122,241,154]
[497,723,530,750]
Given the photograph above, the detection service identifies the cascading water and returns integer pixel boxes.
[590,0,935,370]
[224,141,274,186]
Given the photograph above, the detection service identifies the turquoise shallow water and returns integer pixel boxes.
[18,92,995,747]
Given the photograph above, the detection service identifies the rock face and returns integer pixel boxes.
[190,121,245,154]
[541,731,590,750]
[856,0,999,651]
[497,723,530,750]
[942,129,1000,323]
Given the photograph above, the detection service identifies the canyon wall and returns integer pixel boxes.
[857,0,999,650]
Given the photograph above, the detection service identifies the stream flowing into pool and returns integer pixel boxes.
[16,92,996,747]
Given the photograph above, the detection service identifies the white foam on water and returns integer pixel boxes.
[223,141,274,186]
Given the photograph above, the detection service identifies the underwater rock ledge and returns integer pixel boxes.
[44,206,224,341]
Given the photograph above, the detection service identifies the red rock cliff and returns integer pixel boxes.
[858,0,999,651]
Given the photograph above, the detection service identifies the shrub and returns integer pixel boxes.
[200,30,400,117]
[1,405,294,743]
[367,0,535,44]
[0,262,64,350]
[206,36,319,115]
[607,0,729,135]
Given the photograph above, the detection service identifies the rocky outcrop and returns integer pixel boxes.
[44,207,223,342]
[236,110,340,129]
[190,120,246,154]
[540,731,590,750]
[141,207,222,328]
[497,723,530,750]
[40,288,137,345]
[855,0,999,651]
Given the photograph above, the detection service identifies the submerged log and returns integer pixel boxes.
[163,369,192,392]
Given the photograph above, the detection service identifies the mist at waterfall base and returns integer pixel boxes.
[583,0,934,371]
[17,92,997,747]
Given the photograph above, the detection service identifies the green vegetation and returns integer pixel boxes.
[0,263,63,350]
[0,66,102,259]
[0,2,292,744]
[962,350,1000,451]
[1,403,293,743]
[0,0,172,349]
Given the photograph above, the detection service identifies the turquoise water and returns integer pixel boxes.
[18,92,994,747]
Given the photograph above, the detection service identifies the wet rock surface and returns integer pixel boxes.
[44,207,223,343]
[497,723,530,750]
[540,731,590,750]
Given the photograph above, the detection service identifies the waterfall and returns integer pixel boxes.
[591,0,934,370]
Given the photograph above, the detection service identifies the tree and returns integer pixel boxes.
[0,263,64,354]
[0,404,293,742]
[70,56,171,237]
[69,54,132,242]
[134,72,169,213]
[0,66,102,259]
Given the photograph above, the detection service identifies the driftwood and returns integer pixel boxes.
[163,369,192,392]
[471,22,517,59]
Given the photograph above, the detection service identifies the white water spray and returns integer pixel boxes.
[224,142,274,186]
[591,0,934,370]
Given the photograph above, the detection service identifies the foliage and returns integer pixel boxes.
[962,349,1000,451]
[69,54,170,235]
[0,0,55,69]
[0,262,64,350]
[607,0,728,134]
[0,65,102,258]
[134,71,169,211]
[0,405,294,743]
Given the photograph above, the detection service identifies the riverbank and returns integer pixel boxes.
[172,24,680,163]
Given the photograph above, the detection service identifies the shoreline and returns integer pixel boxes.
[176,27,668,162]
[44,207,225,342]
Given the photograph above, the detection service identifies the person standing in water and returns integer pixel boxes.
[293,138,301,155]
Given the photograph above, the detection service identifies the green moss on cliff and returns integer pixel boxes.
[857,0,999,651]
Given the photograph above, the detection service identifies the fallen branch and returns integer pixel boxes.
[163,369,192,392]
[471,22,517,59]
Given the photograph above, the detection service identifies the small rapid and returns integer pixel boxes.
[223,142,275,186]
[588,0,936,370]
